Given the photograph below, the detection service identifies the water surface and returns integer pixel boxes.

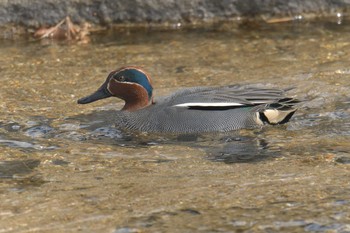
[0,20,350,232]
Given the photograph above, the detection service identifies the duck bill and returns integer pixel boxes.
[77,85,112,104]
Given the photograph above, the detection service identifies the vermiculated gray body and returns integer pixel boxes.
[114,85,299,133]
[115,104,259,133]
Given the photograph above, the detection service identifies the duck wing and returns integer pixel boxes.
[161,85,296,110]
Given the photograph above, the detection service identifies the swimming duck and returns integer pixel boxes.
[77,66,299,133]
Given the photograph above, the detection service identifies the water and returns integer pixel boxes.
[0,20,350,232]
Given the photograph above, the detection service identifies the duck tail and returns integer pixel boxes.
[257,98,300,125]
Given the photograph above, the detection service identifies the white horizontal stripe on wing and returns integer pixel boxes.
[173,102,245,107]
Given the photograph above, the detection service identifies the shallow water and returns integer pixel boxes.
[0,20,350,232]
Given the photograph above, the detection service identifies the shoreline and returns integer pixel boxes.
[1,0,349,39]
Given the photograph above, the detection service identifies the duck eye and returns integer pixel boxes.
[115,76,125,82]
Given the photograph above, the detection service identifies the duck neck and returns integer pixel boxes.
[108,80,153,112]
[121,84,153,112]
[122,96,152,111]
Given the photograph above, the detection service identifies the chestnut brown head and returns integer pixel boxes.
[78,66,153,111]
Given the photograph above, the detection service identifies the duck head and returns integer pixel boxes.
[77,66,154,111]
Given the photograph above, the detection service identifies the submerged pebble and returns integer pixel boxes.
[24,125,54,138]
[0,139,57,150]
[58,123,81,131]
[304,223,350,232]
[0,139,35,148]
[114,227,140,233]
[335,156,350,164]
[90,127,123,139]
[11,125,21,130]
[54,131,87,141]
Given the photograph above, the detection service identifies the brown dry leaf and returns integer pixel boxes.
[33,16,90,43]
[265,17,295,24]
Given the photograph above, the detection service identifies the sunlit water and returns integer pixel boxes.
[0,20,349,232]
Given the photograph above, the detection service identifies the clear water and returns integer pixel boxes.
[0,20,349,232]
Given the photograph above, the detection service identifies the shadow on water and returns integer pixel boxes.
[0,159,46,190]
[2,98,349,166]
[66,110,278,164]
[1,108,279,164]
[205,136,272,163]
[0,159,41,179]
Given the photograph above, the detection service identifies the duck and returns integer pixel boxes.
[77,66,299,133]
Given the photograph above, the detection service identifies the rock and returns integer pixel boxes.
[0,0,349,27]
